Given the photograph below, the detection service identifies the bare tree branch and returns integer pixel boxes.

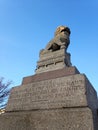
[0,77,12,109]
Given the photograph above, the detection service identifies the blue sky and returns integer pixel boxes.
[0,0,98,92]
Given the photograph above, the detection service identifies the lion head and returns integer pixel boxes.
[54,25,71,37]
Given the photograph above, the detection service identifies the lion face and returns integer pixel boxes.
[55,25,71,36]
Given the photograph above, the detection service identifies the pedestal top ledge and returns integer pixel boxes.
[22,66,79,85]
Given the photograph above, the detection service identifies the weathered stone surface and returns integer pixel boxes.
[41,26,70,52]
[36,25,72,74]
[6,74,98,112]
[0,108,96,130]
[22,66,79,85]
[36,48,72,74]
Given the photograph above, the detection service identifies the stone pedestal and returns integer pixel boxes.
[36,48,72,74]
[0,108,96,130]
[5,72,98,112]
[0,66,98,130]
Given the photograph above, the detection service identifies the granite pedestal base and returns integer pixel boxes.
[0,67,98,130]
[0,108,97,130]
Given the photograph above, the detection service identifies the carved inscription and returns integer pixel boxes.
[6,74,88,111]
[10,78,84,101]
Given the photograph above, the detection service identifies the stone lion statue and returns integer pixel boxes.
[40,25,71,55]
[46,25,70,51]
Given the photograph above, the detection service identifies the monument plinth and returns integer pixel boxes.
[36,49,71,74]
[0,25,98,130]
